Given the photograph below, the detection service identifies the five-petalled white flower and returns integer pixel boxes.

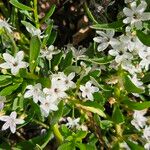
[0,111,24,133]
[0,51,28,75]
[123,1,150,29]
[80,81,99,101]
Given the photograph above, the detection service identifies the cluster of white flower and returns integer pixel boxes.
[94,0,150,92]
[131,109,150,149]
[24,72,76,117]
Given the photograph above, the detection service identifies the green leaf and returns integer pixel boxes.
[51,52,63,71]
[50,101,64,126]
[76,143,86,150]
[77,103,106,118]
[12,98,19,110]
[0,78,12,88]
[142,72,150,83]
[0,75,11,81]
[42,23,53,47]
[123,98,150,110]
[81,56,114,65]
[29,36,41,73]
[125,140,144,150]
[38,77,51,88]
[21,21,36,31]
[84,2,98,24]
[10,0,33,11]
[40,5,56,24]
[75,131,87,142]
[0,83,21,96]
[64,66,81,75]
[91,20,124,30]
[58,142,74,150]
[136,30,150,46]
[47,30,57,45]
[60,51,73,71]
[112,105,124,124]
[123,74,144,94]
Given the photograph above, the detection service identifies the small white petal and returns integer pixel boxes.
[0,62,10,69]
[3,53,15,64]
[10,124,16,133]
[15,51,24,62]
[2,122,10,131]
[97,42,109,51]
[15,119,25,124]
[10,112,17,119]
[0,116,10,121]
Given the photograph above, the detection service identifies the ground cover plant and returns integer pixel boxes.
[0,0,150,149]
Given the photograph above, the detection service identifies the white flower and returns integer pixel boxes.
[0,19,13,33]
[131,109,147,130]
[0,51,28,75]
[43,77,67,100]
[0,111,24,133]
[0,96,6,110]
[93,30,115,51]
[80,81,99,101]
[40,96,58,117]
[67,44,86,60]
[139,47,150,71]
[66,117,80,129]
[123,1,150,29]
[40,45,60,60]
[144,142,150,150]
[143,126,150,141]
[24,83,43,103]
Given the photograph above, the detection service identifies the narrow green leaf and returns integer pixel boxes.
[29,36,41,73]
[0,79,12,88]
[64,66,81,75]
[136,30,150,46]
[126,140,144,150]
[112,105,124,124]
[47,30,57,45]
[84,2,98,24]
[58,142,74,150]
[81,56,114,65]
[91,20,124,30]
[0,75,11,81]
[123,74,144,94]
[123,98,150,110]
[42,23,53,47]
[51,101,64,126]
[77,103,106,118]
[40,5,56,24]
[60,51,73,71]
[12,98,19,110]
[10,0,33,11]
[0,83,21,96]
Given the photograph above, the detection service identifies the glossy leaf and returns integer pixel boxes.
[0,83,21,96]
[112,105,124,124]
[91,20,124,30]
[123,74,144,94]
[29,36,41,73]
[136,30,150,46]
[10,0,33,11]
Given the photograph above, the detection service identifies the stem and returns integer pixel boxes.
[34,0,39,28]
[33,119,49,129]
[52,124,63,144]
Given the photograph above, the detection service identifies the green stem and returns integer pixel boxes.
[52,124,63,144]
[33,119,49,129]
[33,0,39,28]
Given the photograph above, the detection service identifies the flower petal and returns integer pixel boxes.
[97,42,109,51]
[15,51,24,62]
[15,119,25,124]
[0,62,10,69]
[0,116,9,121]
[10,111,17,119]
[2,122,10,131]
